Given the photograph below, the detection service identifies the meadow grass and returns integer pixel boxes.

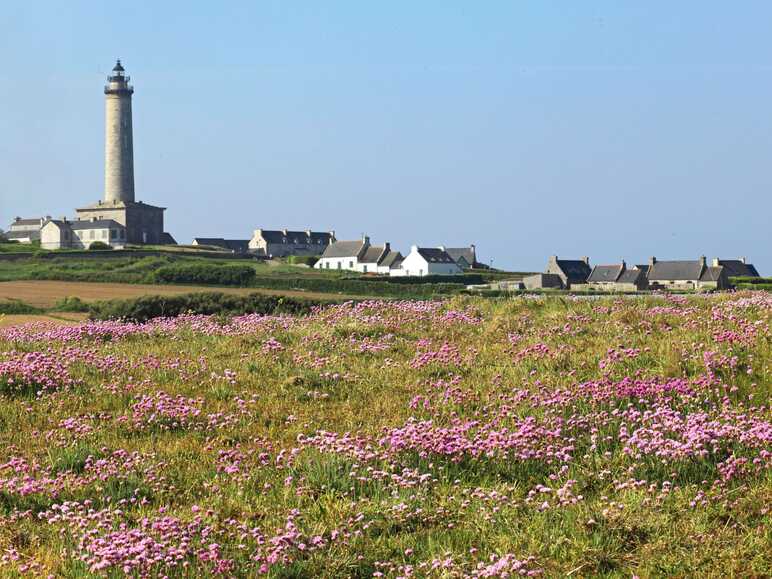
[0,293,768,577]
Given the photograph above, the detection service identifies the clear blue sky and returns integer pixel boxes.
[1,1,770,272]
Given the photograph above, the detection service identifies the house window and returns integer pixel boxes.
[110,229,117,239]
[363,265,368,273]
[337,262,342,270]
[89,230,95,240]
[325,262,330,269]
[349,261,353,269]
[419,269,423,276]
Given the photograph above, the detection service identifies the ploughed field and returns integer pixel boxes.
[0,293,769,577]
[0,280,353,309]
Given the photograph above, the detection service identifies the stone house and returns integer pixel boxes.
[248,228,335,257]
[545,255,592,288]
[191,238,250,254]
[646,256,729,291]
[6,217,48,243]
[40,218,126,250]
[390,246,462,277]
[75,199,174,245]
[586,261,648,292]
[522,273,564,290]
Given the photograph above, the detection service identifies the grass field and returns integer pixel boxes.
[0,292,769,576]
[0,280,363,309]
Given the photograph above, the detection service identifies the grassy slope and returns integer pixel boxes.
[0,293,769,576]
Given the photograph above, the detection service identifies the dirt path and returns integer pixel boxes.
[0,312,89,328]
[0,280,357,308]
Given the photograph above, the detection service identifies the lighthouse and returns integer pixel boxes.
[74,60,175,245]
[103,60,135,203]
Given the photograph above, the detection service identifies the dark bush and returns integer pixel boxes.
[88,241,113,251]
[88,292,327,322]
[0,300,42,314]
[247,276,463,297]
[153,263,256,286]
[53,296,91,312]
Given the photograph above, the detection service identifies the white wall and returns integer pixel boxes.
[390,248,462,277]
[315,256,359,271]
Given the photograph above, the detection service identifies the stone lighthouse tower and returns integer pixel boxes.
[75,60,175,245]
[104,60,135,203]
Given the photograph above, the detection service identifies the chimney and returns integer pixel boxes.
[282,228,288,236]
[649,256,657,268]
[740,256,747,264]
[712,258,720,267]
[362,234,370,245]
[549,255,558,265]
[621,259,626,269]
[384,242,390,252]
[411,244,418,254]
[329,230,335,241]
[439,245,446,252]
[581,256,590,265]
[305,229,311,237]
[15,217,21,222]
[698,255,706,270]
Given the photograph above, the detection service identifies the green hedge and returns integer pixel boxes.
[730,276,772,285]
[354,273,484,285]
[735,283,772,291]
[88,292,327,322]
[153,263,256,286]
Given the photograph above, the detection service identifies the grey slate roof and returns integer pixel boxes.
[380,251,403,269]
[699,266,724,282]
[193,238,249,253]
[257,230,333,245]
[716,260,760,278]
[321,240,366,259]
[587,264,624,283]
[618,269,644,284]
[360,245,387,264]
[6,230,40,240]
[556,260,592,283]
[647,260,704,281]
[416,248,456,264]
[445,247,476,267]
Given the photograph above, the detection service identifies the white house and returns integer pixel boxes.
[390,246,463,277]
[315,236,403,274]
[40,218,126,250]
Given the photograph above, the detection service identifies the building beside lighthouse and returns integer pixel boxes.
[38,60,175,249]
